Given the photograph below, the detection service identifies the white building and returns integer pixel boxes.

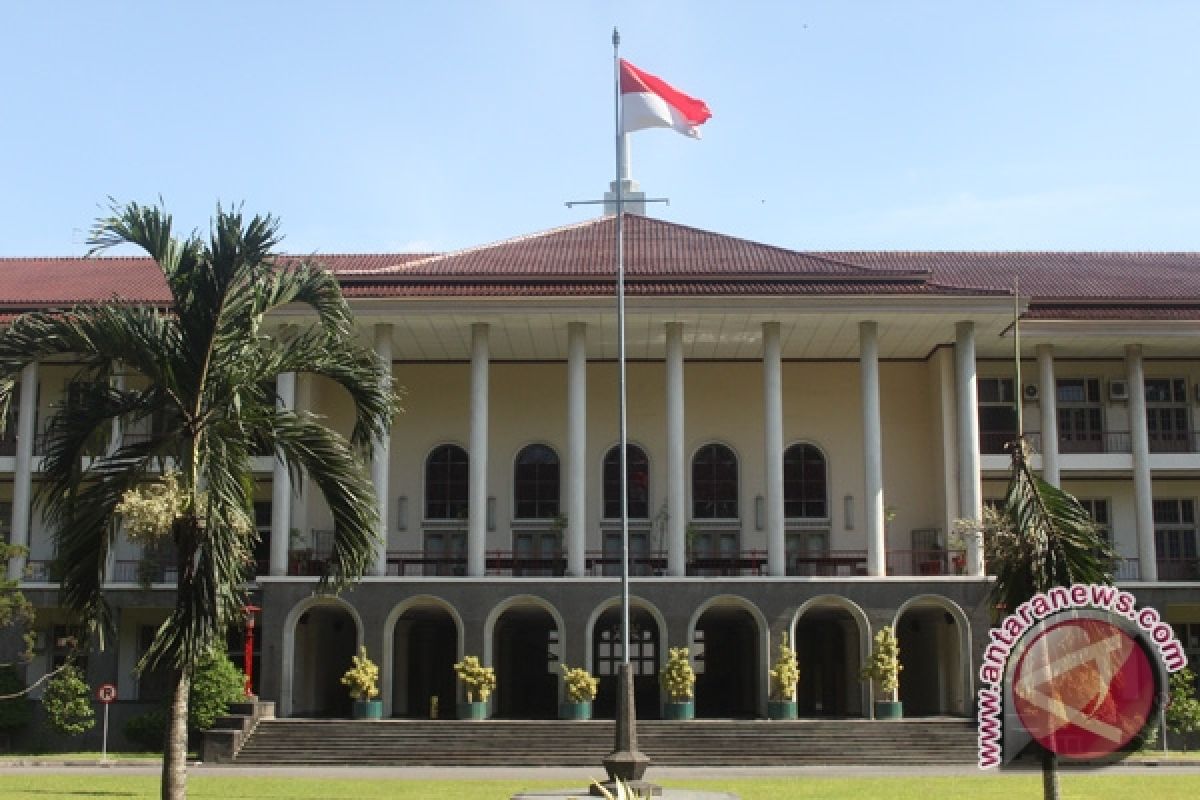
[4,214,1199,728]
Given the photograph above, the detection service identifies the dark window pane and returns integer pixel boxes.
[425,444,469,519]
[515,444,560,519]
[692,443,738,519]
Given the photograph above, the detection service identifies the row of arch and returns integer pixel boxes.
[281,593,971,720]
[427,440,829,521]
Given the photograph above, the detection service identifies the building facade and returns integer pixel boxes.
[5,215,1200,728]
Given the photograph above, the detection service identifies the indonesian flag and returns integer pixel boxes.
[619,59,712,139]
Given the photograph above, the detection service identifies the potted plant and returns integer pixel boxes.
[860,625,903,719]
[768,632,799,720]
[453,655,496,720]
[560,664,597,720]
[948,527,967,574]
[660,646,695,720]
[340,646,382,720]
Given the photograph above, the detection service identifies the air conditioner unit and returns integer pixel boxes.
[1109,379,1129,401]
[1022,384,1040,402]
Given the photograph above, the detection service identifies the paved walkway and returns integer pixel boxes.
[3,763,1199,778]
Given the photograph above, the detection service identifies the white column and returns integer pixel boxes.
[1127,345,1157,582]
[269,371,296,576]
[762,322,785,577]
[936,347,961,540]
[468,323,490,578]
[1037,344,1060,487]
[369,324,394,576]
[7,362,37,581]
[566,322,587,576]
[955,322,984,576]
[860,322,886,577]
[105,367,125,580]
[665,322,686,577]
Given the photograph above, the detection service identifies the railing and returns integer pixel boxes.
[1113,557,1141,581]
[885,549,967,577]
[1149,433,1197,454]
[585,550,666,577]
[112,559,178,584]
[1156,556,1200,581]
[23,559,55,581]
[788,549,867,577]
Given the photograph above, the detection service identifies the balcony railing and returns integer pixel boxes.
[886,549,967,577]
[1156,556,1200,581]
[112,559,178,584]
[1149,433,1199,454]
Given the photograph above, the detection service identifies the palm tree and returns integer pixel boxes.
[982,438,1115,799]
[0,202,396,798]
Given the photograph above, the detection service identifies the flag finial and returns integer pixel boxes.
[613,27,620,48]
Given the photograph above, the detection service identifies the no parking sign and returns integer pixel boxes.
[96,683,117,704]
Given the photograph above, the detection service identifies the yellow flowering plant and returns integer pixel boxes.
[453,655,496,703]
[561,664,598,703]
[660,646,695,702]
[340,646,380,701]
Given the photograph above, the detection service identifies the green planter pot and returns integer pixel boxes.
[352,700,383,720]
[559,701,592,720]
[458,700,488,720]
[874,701,903,720]
[663,700,695,720]
[768,700,798,720]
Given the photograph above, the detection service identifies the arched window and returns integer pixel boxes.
[514,444,560,519]
[784,443,827,519]
[692,443,738,519]
[603,444,649,519]
[425,444,469,519]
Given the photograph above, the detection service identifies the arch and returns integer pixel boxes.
[791,595,871,718]
[381,595,465,717]
[891,594,973,716]
[602,442,651,520]
[424,443,469,520]
[483,595,566,719]
[584,596,669,719]
[513,443,561,519]
[690,441,739,519]
[280,595,364,718]
[687,594,769,718]
[783,441,828,520]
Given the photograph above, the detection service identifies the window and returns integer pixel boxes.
[603,444,649,519]
[0,502,10,544]
[1154,498,1197,580]
[139,625,175,700]
[0,382,18,456]
[1077,498,1110,543]
[425,444,469,520]
[514,444,560,519]
[978,378,1017,454]
[50,625,85,673]
[512,531,563,576]
[251,501,271,574]
[602,531,652,576]
[691,443,738,519]
[786,530,830,576]
[423,530,466,576]
[596,621,657,677]
[1057,378,1104,453]
[63,381,110,455]
[1145,379,1191,453]
[783,443,827,519]
[1172,623,1200,690]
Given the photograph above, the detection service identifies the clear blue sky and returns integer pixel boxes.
[2,2,1198,256]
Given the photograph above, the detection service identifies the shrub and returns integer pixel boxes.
[1167,667,1200,751]
[860,625,903,702]
[561,664,598,703]
[41,664,95,736]
[660,647,695,702]
[190,648,245,730]
[769,632,800,702]
[340,646,380,702]
[0,665,32,733]
[123,707,168,751]
[453,655,496,703]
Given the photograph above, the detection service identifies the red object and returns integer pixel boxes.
[243,605,261,697]
[96,683,117,704]
[1012,618,1156,760]
[619,59,711,137]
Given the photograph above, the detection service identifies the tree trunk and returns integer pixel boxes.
[1041,749,1060,800]
[161,668,190,800]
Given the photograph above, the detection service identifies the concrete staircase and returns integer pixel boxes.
[231,718,977,766]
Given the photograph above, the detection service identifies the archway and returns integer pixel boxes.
[894,596,970,716]
[290,604,357,717]
[492,605,560,718]
[793,598,868,717]
[390,603,460,718]
[691,600,764,718]
[590,605,663,720]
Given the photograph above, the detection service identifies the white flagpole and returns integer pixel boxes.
[612,27,631,667]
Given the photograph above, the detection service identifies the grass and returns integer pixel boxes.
[0,774,1197,799]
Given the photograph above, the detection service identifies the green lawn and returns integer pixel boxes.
[0,774,1197,799]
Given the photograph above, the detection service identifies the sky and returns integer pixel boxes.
[2,1,1199,257]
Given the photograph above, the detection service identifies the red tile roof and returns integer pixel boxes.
[3,218,1199,322]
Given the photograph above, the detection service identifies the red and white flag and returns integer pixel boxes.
[619,59,712,139]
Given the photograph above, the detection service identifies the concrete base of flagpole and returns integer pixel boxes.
[594,663,656,796]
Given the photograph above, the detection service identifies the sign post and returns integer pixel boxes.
[96,683,117,763]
